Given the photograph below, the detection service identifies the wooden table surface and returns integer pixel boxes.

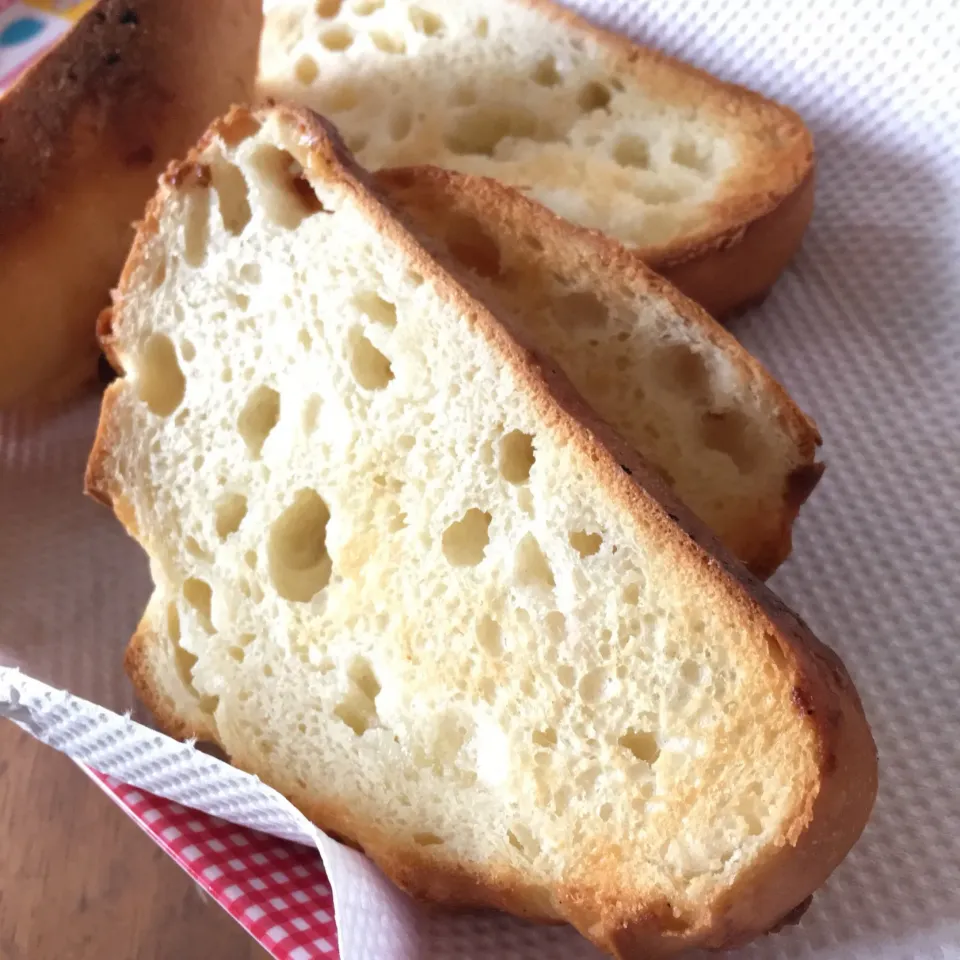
[0,721,270,960]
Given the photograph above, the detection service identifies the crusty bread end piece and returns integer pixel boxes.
[376,165,822,576]
[87,105,875,958]
[258,0,814,318]
[0,0,262,410]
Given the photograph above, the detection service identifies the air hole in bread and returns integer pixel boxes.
[672,137,712,173]
[390,107,414,140]
[532,727,557,747]
[239,263,261,285]
[766,632,787,670]
[545,611,565,639]
[183,193,210,267]
[613,135,650,169]
[556,664,575,689]
[618,728,660,764]
[215,493,248,540]
[736,789,765,836]
[298,328,313,350]
[295,54,319,85]
[507,825,540,859]
[577,81,611,112]
[599,802,614,822]
[228,634,255,665]
[569,530,602,557]
[321,26,353,50]
[348,327,393,390]
[523,233,544,252]
[345,131,369,154]
[449,83,476,106]
[167,604,200,696]
[150,258,167,289]
[532,55,561,86]
[701,409,758,473]
[352,0,381,11]
[238,386,280,459]
[197,695,220,716]
[185,536,212,561]
[556,290,608,329]
[316,0,342,15]
[413,832,444,846]
[183,578,215,633]
[633,183,683,205]
[180,339,196,363]
[578,667,607,702]
[500,430,535,484]
[354,291,397,328]
[680,659,703,685]
[250,146,326,228]
[334,656,381,735]
[515,534,555,589]
[444,105,553,157]
[138,334,185,416]
[350,655,381,700]
[444,214,501,278]
[475,615,502,656]
[370,30,406,54]
[323,82,360,112]
[442,508,491,566]
[474,16,488,37]
[409,6,444,36]
[658,343,710,398]
[268,489,332,602]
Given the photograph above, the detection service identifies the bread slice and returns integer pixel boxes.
[375,166,822,577]
[257,0,814,318]
[0,0,262,410]
[86,105,875,957]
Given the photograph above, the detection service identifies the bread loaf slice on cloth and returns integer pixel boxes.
[86,105,875,958]
[258,0,815,318]
[376,165,822,577]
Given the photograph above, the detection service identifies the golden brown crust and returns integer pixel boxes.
[0,0,262,410]
[90,105,875,958]
[375,164,822,576]
[125,614,218,743]
[514,0,816,318]
[652,169,816,320]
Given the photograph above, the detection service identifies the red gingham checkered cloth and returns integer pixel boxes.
[86,771,340,960]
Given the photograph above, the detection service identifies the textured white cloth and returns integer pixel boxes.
[2,0,960,956]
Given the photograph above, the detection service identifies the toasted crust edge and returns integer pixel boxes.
[87,105,875,958]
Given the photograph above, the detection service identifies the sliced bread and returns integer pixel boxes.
[376,165,822,577]
[258,0,814,318]
[0,0,262,409]
[86,105,875,957]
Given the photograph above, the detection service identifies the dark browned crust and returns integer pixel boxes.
[375,164,823,577]
[0,0,262,409]
[88,105,875,959]
[511,0,816,319]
